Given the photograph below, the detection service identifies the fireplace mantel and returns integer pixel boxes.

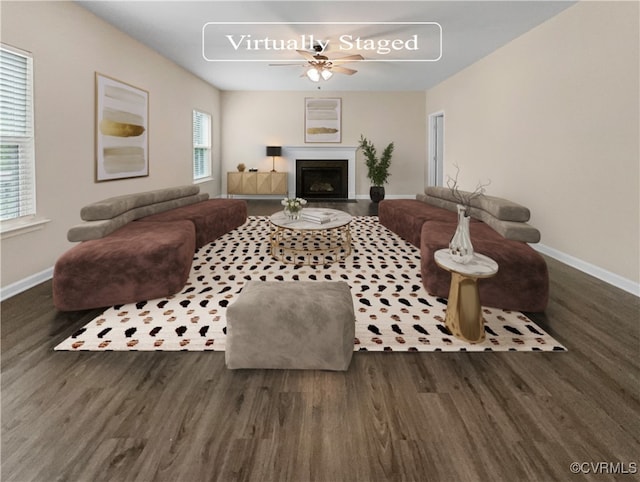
[283,145,357,200]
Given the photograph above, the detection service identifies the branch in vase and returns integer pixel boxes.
[446,164,491,215]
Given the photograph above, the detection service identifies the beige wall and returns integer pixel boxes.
[221,91,426,197]
[0,1,221,290]
[425,1,639,286]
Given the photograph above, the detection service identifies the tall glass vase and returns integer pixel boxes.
[449,204,474,264]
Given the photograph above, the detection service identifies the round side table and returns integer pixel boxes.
[434,249,499,343]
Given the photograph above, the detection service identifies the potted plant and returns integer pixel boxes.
[358,134,394,202]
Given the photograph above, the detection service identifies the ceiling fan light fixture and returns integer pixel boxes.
[321,69,333,80]
[306,67,320,82]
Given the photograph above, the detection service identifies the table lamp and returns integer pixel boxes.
[266,146,282,172]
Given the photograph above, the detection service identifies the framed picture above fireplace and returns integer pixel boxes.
[304,98,341,143]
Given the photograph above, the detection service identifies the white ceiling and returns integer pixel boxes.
[77,0,576,91]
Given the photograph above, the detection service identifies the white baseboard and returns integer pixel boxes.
[224,194,286,200]
[534,243,640,297]
[355,194,415,200]
[223,194,416,201]
[1,267,54,302]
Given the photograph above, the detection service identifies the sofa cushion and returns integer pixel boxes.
[424,186,531,222]
[478,214,541,243]
[420,221,549,312]
[417,193,541,243]
[378,199,459,247]
[53,220,196,311]
[67,194,207,242]
[67,211,137,242]
[137,199,247,248]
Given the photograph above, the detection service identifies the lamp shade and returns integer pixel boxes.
[306,68,320,82]
[266,146,282,157]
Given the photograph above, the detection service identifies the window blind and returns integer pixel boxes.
[0,45,35,222]
[192,110,211,180]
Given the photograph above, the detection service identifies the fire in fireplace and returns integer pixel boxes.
[296,159,348,199]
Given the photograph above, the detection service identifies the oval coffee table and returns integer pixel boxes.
[269,208,352,265]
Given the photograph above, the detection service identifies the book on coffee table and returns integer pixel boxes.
[301,211,335,224]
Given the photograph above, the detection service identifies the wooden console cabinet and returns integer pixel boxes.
[227,172,288,196]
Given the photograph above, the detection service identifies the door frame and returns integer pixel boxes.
[427,111,445,187]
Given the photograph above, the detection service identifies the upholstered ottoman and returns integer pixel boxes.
[225,281,355,370]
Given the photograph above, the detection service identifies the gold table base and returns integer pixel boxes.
[269,223,352,265]
[444,272,486,343]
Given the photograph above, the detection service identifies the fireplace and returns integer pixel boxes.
[284,146,356,199]
[296,159,348,199]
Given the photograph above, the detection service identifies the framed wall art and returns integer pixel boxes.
[304,97,341,143]
[95,73,149,182]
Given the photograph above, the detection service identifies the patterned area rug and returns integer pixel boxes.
[55,216,566,352]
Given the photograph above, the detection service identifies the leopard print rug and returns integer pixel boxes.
[55,216,566,352]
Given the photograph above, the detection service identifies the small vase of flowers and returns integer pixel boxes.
[281,197,307,220]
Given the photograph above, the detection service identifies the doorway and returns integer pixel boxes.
[427,112,444,187]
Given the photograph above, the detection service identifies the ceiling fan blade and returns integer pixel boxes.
[331,66,358,75]
[331,54,365,63]
[296,49,317,62]
[268,63,304,67]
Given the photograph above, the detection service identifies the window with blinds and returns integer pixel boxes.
[193,110,211,181]
[0,44,35,222]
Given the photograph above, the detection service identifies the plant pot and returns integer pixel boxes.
[369,186,385,203]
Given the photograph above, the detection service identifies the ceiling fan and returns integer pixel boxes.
[270,45,364,82]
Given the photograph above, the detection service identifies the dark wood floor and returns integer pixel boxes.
[2,200,639,482]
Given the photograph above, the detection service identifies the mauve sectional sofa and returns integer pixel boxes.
[379,187,549,312]
[53,185,247,311]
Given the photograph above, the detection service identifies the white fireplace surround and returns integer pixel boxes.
[283,146,357,200]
